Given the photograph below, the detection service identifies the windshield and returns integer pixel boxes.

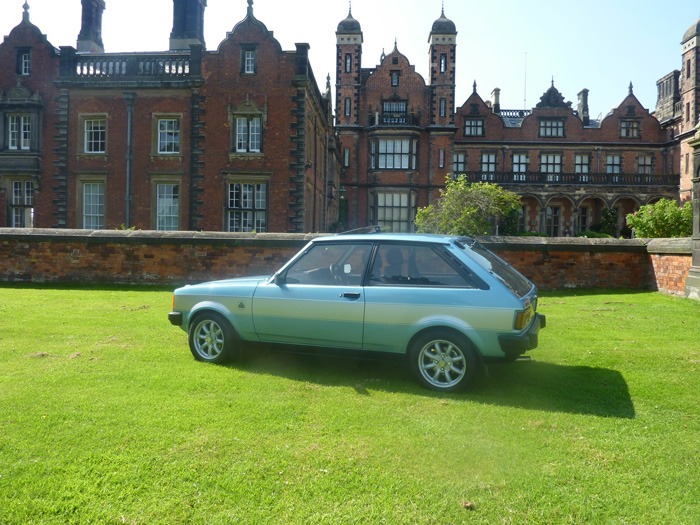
[457,240,533,298]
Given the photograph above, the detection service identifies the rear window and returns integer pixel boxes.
[457,240,533,298]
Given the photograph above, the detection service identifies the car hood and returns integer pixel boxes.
[176,275,270,294]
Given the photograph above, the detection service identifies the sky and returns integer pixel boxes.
[1,0,698,120]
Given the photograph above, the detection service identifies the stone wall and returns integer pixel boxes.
[0,228,693,294]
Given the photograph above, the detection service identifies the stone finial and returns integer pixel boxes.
[22,1,30,22]
[473,80,477,93]
[629,81,634,95]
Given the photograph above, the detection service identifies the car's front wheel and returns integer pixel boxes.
[409,330,477,392]
[188,312,237,363]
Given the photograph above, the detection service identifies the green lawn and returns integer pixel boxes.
[1,285,699,523]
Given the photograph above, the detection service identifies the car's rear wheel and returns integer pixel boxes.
[188,312,237,363]
[409,330,476,392]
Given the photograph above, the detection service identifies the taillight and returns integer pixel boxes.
[171,294,175,310]
[514,311,527,330]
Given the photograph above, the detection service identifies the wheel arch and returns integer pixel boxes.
[406,325,483,359]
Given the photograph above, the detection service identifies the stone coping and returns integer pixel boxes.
[0,228,692,255]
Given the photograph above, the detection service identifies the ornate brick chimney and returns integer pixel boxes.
[77,0,105,53]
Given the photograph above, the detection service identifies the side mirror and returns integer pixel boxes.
[273,272,286,286]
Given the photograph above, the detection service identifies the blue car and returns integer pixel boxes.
[168,232,545,392]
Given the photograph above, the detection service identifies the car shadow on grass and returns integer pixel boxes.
[473,360,635,418]
[227,346,635,419]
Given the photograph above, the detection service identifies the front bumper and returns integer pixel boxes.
[498,313,546,359]
[168,311,183,326]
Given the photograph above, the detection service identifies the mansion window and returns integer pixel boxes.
[343,147,350,167]
[391,71,400,86]
[157,118,180,155]
[370,138,418,170]
[345,53,352,73]
[84,118,106,154]
[480,152,496,181]
[8,114,31,150]
[539,119,565,137]
[606,155,622,181]
[241,46,257,75]
[620,120,640,138]
[440,54,447,73]
[541,154,562,182]
[156,184,179,231]
[517,206,527,233]
[546,206,560,237]
[575,154,589,182]
[344,98,351,117]
[227,182,267,232]
[9,180,34,228]
[439,148,445,168]
[453,153,466,174]
[83,182,105,230]
[637,155,653,174]
[235,116,262,153]
[464,119,484,137]
[16,47,31,76]
[439,98,447,118]
[512,154,528,181]
[371,191,416,233]
[580,206,590,232]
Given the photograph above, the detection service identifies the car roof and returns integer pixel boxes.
[312,232,459,245]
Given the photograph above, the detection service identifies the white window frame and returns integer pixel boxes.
[83,182,105,230]
[637,155,653,174]
[371,138,417,170]
[575,154,589,182]
[157,118,180,155]
[156,183,179,231]
[84,118,106,154]
[371,190,416,233]
[453,153,466,174]
[244,50,256,74]
[8,114,31,151]
[227,182,268,232]
[10,180,34,228]
[235,116,261,153]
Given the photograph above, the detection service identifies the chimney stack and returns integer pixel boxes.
[77,0,106,53]
[491,88,501,114]
[577,89,590,126]
[170,0,207,51]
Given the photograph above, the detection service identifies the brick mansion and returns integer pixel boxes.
[1,0,698,235]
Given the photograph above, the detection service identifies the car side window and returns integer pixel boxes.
[369,243,473,287]
[284,243,371,286]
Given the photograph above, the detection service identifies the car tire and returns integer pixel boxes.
[408,330,477,392]
[188,311,238,363]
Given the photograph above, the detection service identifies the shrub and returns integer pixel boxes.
[415,177,521,236]
[626,199,692,238]
[577,230,613,238]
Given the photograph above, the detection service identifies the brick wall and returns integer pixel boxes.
[0,229,693,294]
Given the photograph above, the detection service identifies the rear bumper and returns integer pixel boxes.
[168,311,183,326]
[499,313,546,359]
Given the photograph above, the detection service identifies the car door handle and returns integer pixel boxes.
[341,292,361,299]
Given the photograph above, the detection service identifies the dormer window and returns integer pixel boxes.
[539,119,565,137]
[620,119,640,138]
[16,47,31,76]
[464,118,484,137]
[391,71,400,87]
[240,45,257,75]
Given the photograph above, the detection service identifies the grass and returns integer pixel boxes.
[1,285,699,523]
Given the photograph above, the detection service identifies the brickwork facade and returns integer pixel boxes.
[0,1,339,234]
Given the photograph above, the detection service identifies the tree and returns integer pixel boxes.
[626,199,692,238]
[415,177,521,236]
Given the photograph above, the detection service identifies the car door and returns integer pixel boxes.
[252,242,372,348]
[362,242,490,353]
